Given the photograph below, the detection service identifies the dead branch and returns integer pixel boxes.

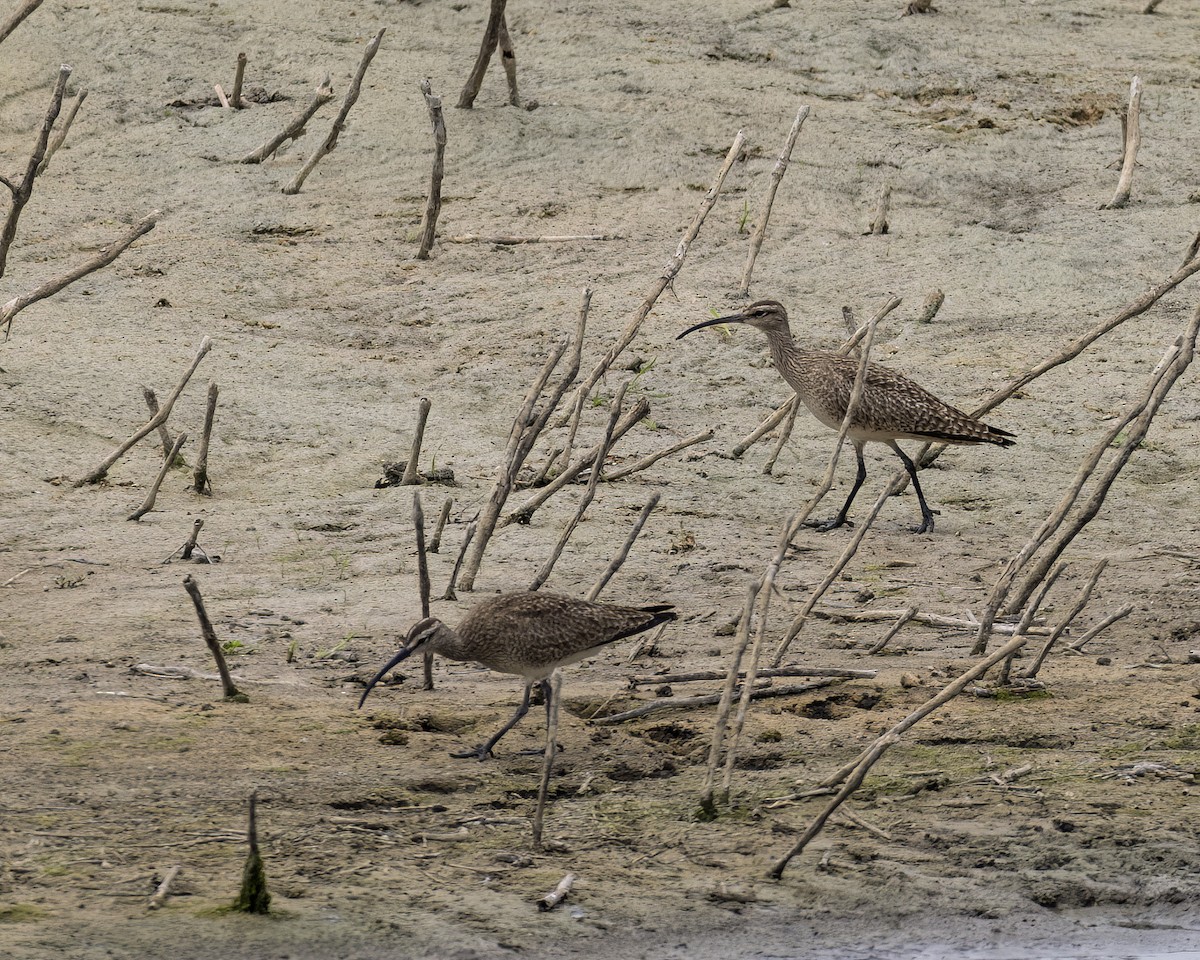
[2,211,159,340]
[214,84,231,109]
[597,680,840,726]
[1066,603,1134,651]
[182,575,244,700]
[284,28,385,194]
[446,233,622,245]
[413,491,434,690]
[532,670,563,848]
[501,397,650,528]
[603,427,714,482]
[732,396,795,459]
[633,665,876,687]
[146,865,181,910]
[587,493,660,601]
[866,183,892,235]
[570,130,747,408]
[817,606,1049,635]
[530,382,628,591]
[496,12,522,107]
[0,64,70,279]
[538,289,592,481]
[1102,76,1142,210]
[231,52,248,109]
[240,74,333,164]
[170,517,207,562]
[739,105,809,297]
[998,561,1068,685]
[416,80,446,260]
[1022,560,1108,679]
[442,519,476,601]
[763,398,800,475]
[128,432,187,521]
[76,335,211,486]
[458,0,508,109]
[915,288,944,324]
[37,87,87,175]
[458,336,572,591]
[430,497,452,553]
[867,606,918,654]
[192,381,219,495]
[142,386,177,462]
[537,870,576,911]
[232,789,270,913]
[0,0,43,47]
[401,397,432,484]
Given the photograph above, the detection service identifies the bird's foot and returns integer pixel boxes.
[913,515,936,535]
[813,516,853,533]
[450,744,494,761]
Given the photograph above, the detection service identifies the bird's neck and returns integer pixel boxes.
[762,326,815,390]
[428,623,468,662]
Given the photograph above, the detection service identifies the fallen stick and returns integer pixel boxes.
[146,865,182,910]
[446,233,622,244]
[1066,604,1134,652]
[458,0,508,109]
[142,387,177,462]
[529,382,628,591]
[866,183,891,235]
[1022,559,1107,679]
[429,497,452,553]
[570,130,747,409]
[284,28,385,194]
[214,84,231,109]
[635,665,877,687]
[603,428,714,482]
[866,605,917,654]
[2,211,160,339]
[586,493,660,601]
[732,396,795,459]
[502,397,650,528]
[231,52,248,109]
[416,80,446,260]
[37,87,87,175]
[537,870,576,911]
[401,397,432,484]
[1101,76,1142,210]
[739,105,809,297]
[592,680,838,726]
[240,74,333,164]
[815,606,1049,635]
[413,491,434,690]
[192,381,219,495]
[0,64,71,279]
[128,432,187,521]
[531,670,563,848]
[75,334,210,485]
[182,574,245,701]
[763,397,800,475]
[769,638,1029,878]
[0,0,43,44]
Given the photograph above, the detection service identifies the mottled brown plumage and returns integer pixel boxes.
[358,592,676,759]
[677,299,1015,533]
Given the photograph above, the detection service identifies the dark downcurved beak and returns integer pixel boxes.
[676,314,747,341]
[357,645,416,709]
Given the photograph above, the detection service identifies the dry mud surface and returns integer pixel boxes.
[2,2,1200,958]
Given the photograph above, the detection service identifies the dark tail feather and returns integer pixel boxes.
[613,604,677,643]
[918,425,1016,447]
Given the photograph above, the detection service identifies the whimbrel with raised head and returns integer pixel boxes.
[677,299,1015,533]
[358,592,676,759]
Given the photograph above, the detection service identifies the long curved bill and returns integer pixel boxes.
[357,645,416,709]
[676,313,747,340]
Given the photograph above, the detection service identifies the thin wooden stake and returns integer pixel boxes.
[1066,604,1134,652]
[587,493,660,601]
[128,432,186,521]
[240,74,333,164]
[443,520,476,601]
[182,574,244,700]
[739,105,809,297]
[416,80,446,260]
[412,491,434,691]
[1022,560,1108,679]
[458,0,508,109]
[283,28,384,194]
[142,386,176,462]
[430,498,453,553]
[401,397,432,485]
[193,381,219,495]
[231,52,248,109]
[0,0,43,45]
[1102,76,1142,210]
[867,605,917,654]
[37,87,87,175]
[866,183,891,235]
[602,428,714,482]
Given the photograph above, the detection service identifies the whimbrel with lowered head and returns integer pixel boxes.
[358,591,676,759]
[677,299,1015,533]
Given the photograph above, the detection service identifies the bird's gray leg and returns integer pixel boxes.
[818,442,867,532]
[451,682,533,760]
[888,441,936,534]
